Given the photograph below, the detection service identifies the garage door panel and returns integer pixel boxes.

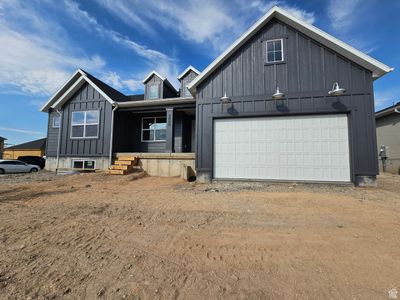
[214,114,351,182]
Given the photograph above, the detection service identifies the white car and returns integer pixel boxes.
[0,160,40,174]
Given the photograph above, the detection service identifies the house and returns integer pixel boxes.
[375,102,400,174]
[0,136,6,159]
[41,6,392,185]
[3,138,46,159]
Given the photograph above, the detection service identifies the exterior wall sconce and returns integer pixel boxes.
[272,86,285,100]
[328,82,346,96]
[220,92,231,103]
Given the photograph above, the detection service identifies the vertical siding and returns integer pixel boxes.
[195,18,378,179]
[46,110,60,156]
[180,70,198,96]
[58,83,112,157]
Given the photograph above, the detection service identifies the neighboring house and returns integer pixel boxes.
[3,138,47,159]
[0,136,6,159]
[375,102,400,174]
[41,6,392,185]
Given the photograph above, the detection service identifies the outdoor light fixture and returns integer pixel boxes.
[272,86,284,100]
[328,82,346,96]
[220,92,231,103]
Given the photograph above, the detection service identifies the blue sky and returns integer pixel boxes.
[0,0,399,146]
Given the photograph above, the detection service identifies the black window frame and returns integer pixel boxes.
[141,116,167,142]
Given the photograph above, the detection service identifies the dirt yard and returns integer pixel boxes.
[0,172,399,299]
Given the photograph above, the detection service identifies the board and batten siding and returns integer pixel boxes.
[180,70,198,96]
[46,110,60,156]
[195,18,378,181]
[46,83,113,158]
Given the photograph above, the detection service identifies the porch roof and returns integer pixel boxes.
[116,97,195,108]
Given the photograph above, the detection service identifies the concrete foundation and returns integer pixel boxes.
[196,170,212,183]
[116,153,195,177]
[45,156,110,171]
[379,159,400,175]
[355,175,377,187]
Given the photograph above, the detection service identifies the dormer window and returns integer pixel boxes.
[149,84,159,99]
[266,39,283,63]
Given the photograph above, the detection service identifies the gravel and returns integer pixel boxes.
[0,170,60,184]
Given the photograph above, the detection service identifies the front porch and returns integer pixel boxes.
[111,100,196,178]
[113,152,195,178]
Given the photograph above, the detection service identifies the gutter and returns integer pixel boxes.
[108,103,119,168]
[55,109,62,171]
[117,97,195,108]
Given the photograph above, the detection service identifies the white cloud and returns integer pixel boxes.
[0,127,44,136]
[95,0,238,52]
[327,0,361,32]
[101,72,142,92]
[64,0,180,87]
[251,1,315,24]
[0,1,105,96]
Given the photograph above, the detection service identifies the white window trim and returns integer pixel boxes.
[266,38,284,63]
[141,116,167,142]
[52,116,61,128]
[71,159,96,169]
[70,110,100,139]
[148,84,160,99]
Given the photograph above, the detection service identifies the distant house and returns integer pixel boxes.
[40,6,392,185]
[0,136,6,159]
[3,138,46,159]
[375,103,400,174]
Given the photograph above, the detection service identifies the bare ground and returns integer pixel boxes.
[0,172,399,299]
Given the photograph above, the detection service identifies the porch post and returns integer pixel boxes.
[165,107,174,152]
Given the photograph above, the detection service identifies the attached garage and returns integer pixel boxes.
[213,114,351,182]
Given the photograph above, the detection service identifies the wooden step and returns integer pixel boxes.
[114,160,134,166]
[117,156,137,161]
[107,169,126,175]
[110,165,130,170]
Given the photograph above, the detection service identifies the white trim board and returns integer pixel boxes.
[142,70,166,83]
[41,69,116,112]
[188,6,393,93]
[177,65,200,80]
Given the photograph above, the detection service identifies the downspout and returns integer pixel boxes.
[55,109,62,171]
[109,103,119,168]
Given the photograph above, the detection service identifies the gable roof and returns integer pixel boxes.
[40,69,128,112]
[177,65,200,80]
[0,136,6,141]
[375,102,400,119]
[5,138,46,150]
[188,6,393,93]
[142,70,178,94]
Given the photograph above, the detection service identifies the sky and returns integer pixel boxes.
[0,0,399,146]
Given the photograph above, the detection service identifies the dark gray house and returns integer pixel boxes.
[41,6,392,185]
[375,103,400,174]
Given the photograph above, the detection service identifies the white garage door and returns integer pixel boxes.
[213,114,351,182]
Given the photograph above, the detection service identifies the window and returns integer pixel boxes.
[53,116,61,128]
[266,39,284,63]
[72,159,96,169]
[142,117,167,142]
[149,84,159,99]
[71,111,99,138]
